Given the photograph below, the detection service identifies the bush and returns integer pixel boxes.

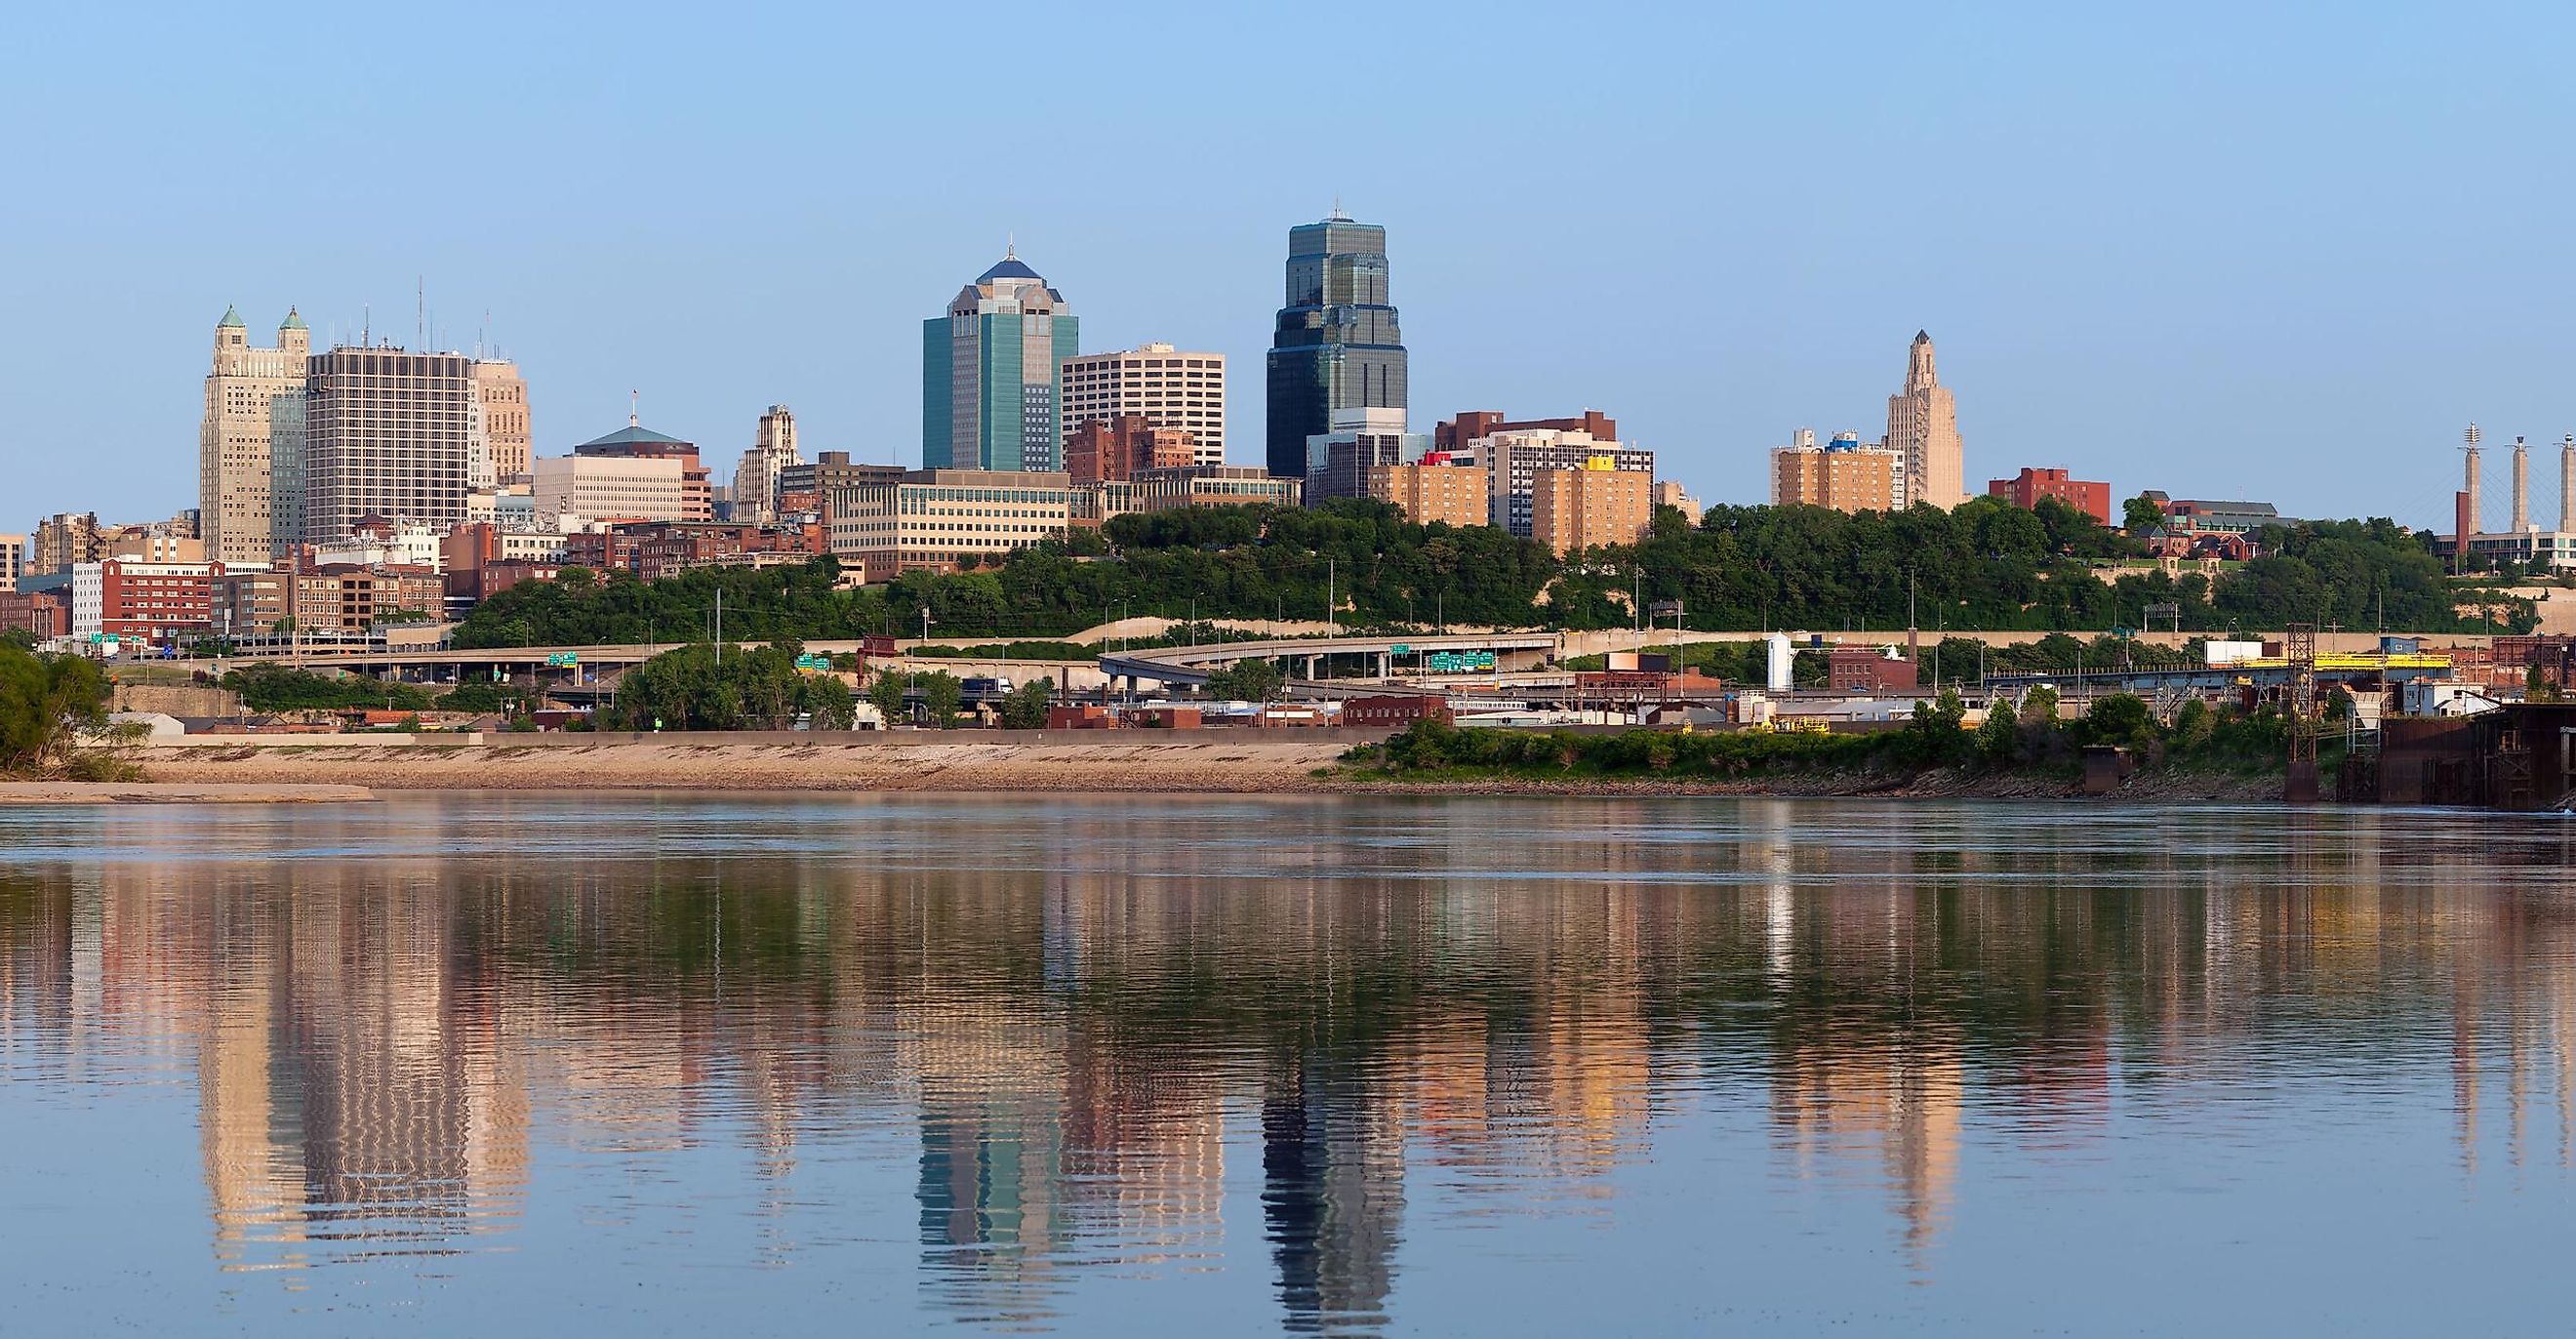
[0,645,113,777]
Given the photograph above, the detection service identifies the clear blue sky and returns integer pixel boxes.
[4,2,2567,533]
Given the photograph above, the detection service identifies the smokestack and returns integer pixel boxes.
[2560,434,2573,533]
[2513,435,2530,532]
[2464,424,2483,546]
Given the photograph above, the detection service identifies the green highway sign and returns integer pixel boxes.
[1391,644,1410,655]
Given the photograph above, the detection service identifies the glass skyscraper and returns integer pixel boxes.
[923,250,1078,472]
[1266,212,1408,479]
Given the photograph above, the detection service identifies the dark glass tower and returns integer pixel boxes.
[1265,212,1408,478]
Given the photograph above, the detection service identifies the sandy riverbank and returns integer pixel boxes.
[130,735,2292,802]
[139,737,1363,793]
[0,781,378,804]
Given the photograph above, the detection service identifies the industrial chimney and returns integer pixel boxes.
[2513,434,2530,532]
[2463,424,2483,556]
[2560,434,2573,533]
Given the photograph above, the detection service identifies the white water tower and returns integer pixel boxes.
[1766,632,1793,692]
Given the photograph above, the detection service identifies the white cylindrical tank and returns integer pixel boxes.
[1766,632,1793,692]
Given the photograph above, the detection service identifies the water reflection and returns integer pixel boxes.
[4,796,2576,1331]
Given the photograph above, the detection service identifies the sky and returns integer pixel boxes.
[4,1,2572,535]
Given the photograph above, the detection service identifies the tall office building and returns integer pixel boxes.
[731,405,802,526]
[924,249,1077,472]
[1061,345,1227,467]
[198,306,309,565]
[1266,210,1407,478]
[470,360,533,482]
[1885,331,1965,508]
[301,345,480,543]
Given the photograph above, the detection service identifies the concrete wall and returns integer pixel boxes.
[111,684,240,717]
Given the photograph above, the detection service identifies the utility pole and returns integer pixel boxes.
[1326,557,1335,639]
[714,588,723,665]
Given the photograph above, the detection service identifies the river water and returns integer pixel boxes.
[3,794,2573,1334]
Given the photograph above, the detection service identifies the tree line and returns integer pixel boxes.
[448,497,2530,650]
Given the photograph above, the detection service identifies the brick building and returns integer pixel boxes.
[1066,414,1195,484]
[70,560,227,646]
[564,521,824,583]
[1988,467,2112,525]
[0,589,67,640]
[1366,458,1490,528]
[1827,646,1920,692]
[1529,462,1652,555]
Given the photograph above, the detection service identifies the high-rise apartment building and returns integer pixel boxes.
[0,534,23,584]
[470,360,533,482]
[1886,331,1965,507]
[924,250,1077,472]
[198,306,309,565]
[1267,210,1407,478]
[533,455,687,524]
[1451,426,1653,537]
[1654,480,1702,517]
[1061,345,1226,467]
[1366,460,1490,529]
[301,345,479,543]
[731,405,803,526]
[1530,460,1653,556]
[1772,428,1906,513]
[1303,409,1429,507]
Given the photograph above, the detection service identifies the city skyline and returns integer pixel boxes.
[9,6,2576,532]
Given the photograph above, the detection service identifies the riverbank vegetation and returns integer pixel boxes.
[448,498,2529,649]
[0,642,133,780]
[1344,689,2297,791]
[598,642,855,732]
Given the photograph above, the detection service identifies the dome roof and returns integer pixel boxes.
[979,255,1044,283]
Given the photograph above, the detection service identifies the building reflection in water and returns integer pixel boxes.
[7,796,2576,1330]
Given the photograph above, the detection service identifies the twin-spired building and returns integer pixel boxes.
[923,250,1078,473]
[198,306,308,564]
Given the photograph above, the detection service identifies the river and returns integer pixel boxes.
[2,794,2572,1334]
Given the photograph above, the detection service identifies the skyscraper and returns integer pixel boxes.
[924,249,1077,472]
[1061,345,1227,466]
[731,405,802,526]
[198,306,308,565]
[1885,331,1964,508]
[469,360,533,483]
[301,345,479,543]
[1266,210,1407,479]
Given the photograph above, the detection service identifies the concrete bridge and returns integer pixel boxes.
[1099,631,1560,690]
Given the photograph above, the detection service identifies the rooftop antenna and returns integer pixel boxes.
[416,275,423,348]
[630,389,639,427]
[1005,230,1015,261]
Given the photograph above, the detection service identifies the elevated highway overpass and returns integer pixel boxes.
[1099,631,1560,689]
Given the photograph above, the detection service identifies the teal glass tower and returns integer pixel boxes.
[923,250,1078,471]
[1266,210,1407,478]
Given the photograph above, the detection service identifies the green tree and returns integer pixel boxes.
[999,677,1055,730]
[0,644,112,776]
[807,676,857,731]
[2079,693,2158,751]
[1977,696,2021,766]
[2123,494,2166,533]
[918,670,963,729]
[2169,698,2216,753]
[598,642,817,731]
[1205,657,1285,704]
[867,670,910,727]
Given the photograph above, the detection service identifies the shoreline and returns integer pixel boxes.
[114,736,2289,802]
[0,781,379,804]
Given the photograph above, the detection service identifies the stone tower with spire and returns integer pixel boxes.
[199,305,311,564]
[1884,330,1965,508]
